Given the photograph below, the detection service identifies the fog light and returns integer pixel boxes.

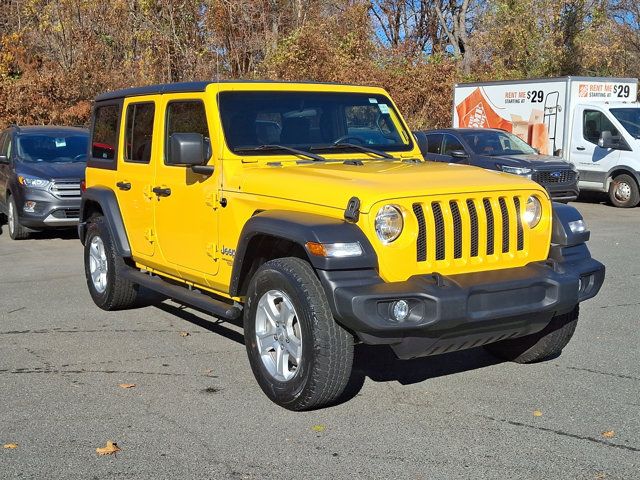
[568,219,586,234]
[23,201,36,213]
[391,300,410,322]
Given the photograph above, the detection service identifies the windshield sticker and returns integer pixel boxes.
[368,98,378,104]
[54,138,67,148]
[378,104,390,114]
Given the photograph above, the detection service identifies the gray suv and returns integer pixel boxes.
[415,128,580,202]
[0,125,89,239]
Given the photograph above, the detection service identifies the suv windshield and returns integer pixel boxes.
[17,133,89,163]
[462,130,537,156]
[219,91,412,155]
[610,108,640,139]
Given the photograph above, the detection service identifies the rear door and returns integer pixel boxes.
[570,106,620,187]
[112,99,158,258]
[153,96,220,285]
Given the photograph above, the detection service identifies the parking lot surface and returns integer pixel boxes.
[0,197,638,479]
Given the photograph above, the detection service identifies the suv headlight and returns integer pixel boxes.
[498,165,532,178]
[18,175,51,190]
[523,196,542,228]
[375,205,403,243]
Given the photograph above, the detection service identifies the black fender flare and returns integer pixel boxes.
[551,202,589,246]
[605,165,640,190]
[229,210,378,297]
[78,186,131,257]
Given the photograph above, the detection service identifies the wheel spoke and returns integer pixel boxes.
[275,345,288,377]
[279,300,295,326]
[285,337,302,365]
[257,332,277,354]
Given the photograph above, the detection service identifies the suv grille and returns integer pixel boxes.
[50,180,82,199]
[412,195,527,264]
[533,169,576,185]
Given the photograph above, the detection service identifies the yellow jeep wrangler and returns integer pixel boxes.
[79,81,604,410]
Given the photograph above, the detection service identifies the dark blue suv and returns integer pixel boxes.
[415,128,580,202]
[0,125,89,239]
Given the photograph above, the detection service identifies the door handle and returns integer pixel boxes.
[116,181,131,191]
[152,186,171,197]
[576,146,585,151]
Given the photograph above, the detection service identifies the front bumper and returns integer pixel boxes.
[544,183,580,202]
[319,244,604,359]
[15,189,81,229]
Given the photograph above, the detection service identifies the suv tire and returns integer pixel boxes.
[244,257,353,411]
[484,306,579,363]
[608,173,640,208]
[84,216,138,310]
[7,196,29,240]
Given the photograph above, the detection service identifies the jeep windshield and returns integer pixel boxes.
[16,133,89,163]
[462,130,537,156]
[610,108,640,139]
[219,91,413,156]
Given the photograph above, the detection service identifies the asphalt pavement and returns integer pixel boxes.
[0,195,638,479]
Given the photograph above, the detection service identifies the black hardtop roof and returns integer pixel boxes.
[95,80,371,102]
[9,125,88,135]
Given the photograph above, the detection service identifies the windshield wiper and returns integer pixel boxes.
[235,144,326,162]
[312,143,394,159]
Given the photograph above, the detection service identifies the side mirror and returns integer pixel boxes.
[168,133,211,166]
[413,131,428,156]
[449,149,469,162]
[0,154,8,164]
[598,130,615,149]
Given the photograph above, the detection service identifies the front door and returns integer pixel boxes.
[570,107,620,187]
[0,133,10,212]
[153,96,220,285]
[112,100,157,258]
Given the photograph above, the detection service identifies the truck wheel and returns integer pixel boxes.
[244,257,354,411]
[84,216,138,310]
[608,174,640,208]
[484,306,579,363]
[7,196,29,240]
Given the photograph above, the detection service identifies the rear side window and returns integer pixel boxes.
[426,134,443,154]
[165,101,209,165]
[124,103,155,163]
[442,134,465,155]
[91,104,120,161]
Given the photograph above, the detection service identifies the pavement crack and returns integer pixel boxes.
[0,368,201,377]
[562,365,639,381]
[599,301,640,309]
[482,415,640,453]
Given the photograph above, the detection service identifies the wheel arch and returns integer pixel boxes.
[229,210,378,297]
[604,166,640,191]
[79,186,131,257]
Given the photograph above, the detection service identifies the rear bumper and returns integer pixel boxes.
[319,244,604,359]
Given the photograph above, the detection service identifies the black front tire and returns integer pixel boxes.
[484,306,579,363]
[244,257,354,411]
[84,216,138,310]
[608,174,640,208]
[8,196,29,240]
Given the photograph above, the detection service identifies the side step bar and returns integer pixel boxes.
[122,268,242,320]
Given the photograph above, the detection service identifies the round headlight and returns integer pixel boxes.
[523,196,542,228]
[375,205,403,243]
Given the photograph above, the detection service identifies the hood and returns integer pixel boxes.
[475,154,573,170]
[237,159,545,213]
[15,160,86,180]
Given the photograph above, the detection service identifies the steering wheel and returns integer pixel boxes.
[333,135,365,145]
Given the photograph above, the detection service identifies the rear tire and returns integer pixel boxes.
[484,306,579,363]
[84,216,138,310]
[244,257,354,411]
[608,174,640,208]
[7,196,29,240]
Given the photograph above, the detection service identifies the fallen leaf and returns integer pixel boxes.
[311,425,326,432]
[96,441,122,456]
[3,443,18,449]
[601,430,615,438]
[118,383,136,389]
[179,331,190,337]
[533,410,543,417]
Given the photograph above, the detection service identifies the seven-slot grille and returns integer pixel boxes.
[50,179,82,199]
[533,169,576,184]
[412,196,527,264]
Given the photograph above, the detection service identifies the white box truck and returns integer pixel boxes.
[453,77,640,207]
